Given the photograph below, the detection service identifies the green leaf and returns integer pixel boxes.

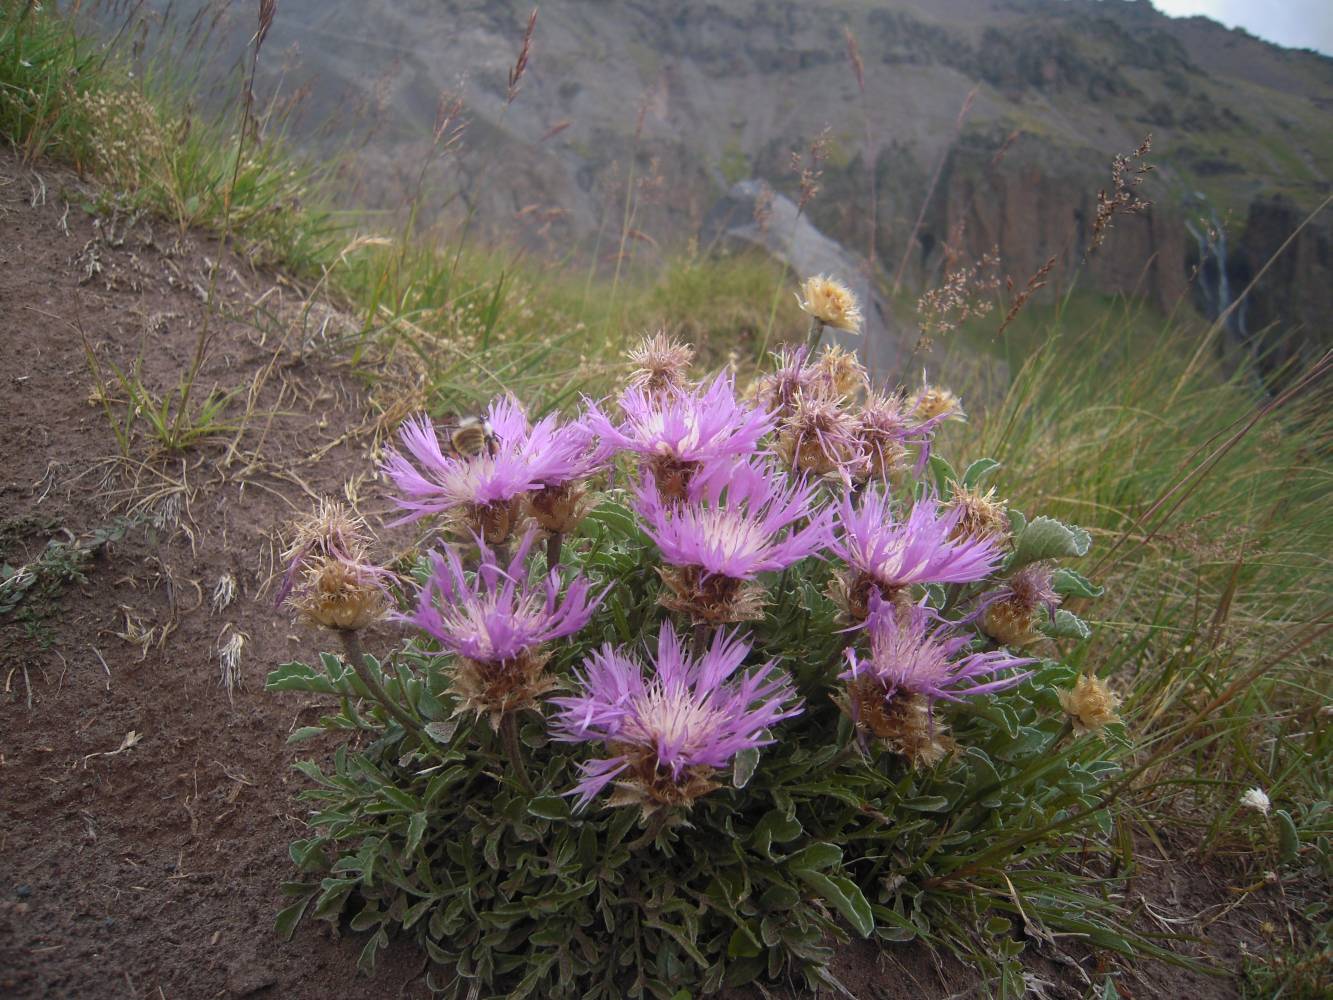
[527,796,572,821]
[1040,609,1092,641]
[424,719,459,745]
[1011,516,1091,568]
[275,896,311,940]
[1051,567,1104,599]
[928,454,957,495]
[962,458,1000,489]
[404,812,428,858]
[727,924,762,959]
[266,661,337,694]
[286,726,326,744]
[1275,809,1300,863]
[899,795,952,812]
[788,842,842,871]
[732,746,759,790]
[796,871,873,937]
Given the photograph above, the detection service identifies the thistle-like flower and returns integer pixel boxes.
[587,372,775,500]
[382,398,539,543]
[752,345,819,418]
[947,483,1010,546]
[908,379,965,424]
[841,598,1032,764]
[829,487,1004,620]
[277,500,393,632]
[1058,674,1120,735]
[410,529,602,727]
[811,344,868,399]
[288,555,392,633]
[775,392,864,479]
[275,499,369,606]
[796,274,863,334]
[853,390,913,481]
[626,330,695,395]
[636,457,831,624]
[523,410,606,536]
[552,623,802,815]
[981,564,1061,648]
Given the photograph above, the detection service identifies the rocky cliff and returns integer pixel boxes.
[116,0,1332,354]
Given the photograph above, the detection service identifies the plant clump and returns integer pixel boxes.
[268,277,1125,998]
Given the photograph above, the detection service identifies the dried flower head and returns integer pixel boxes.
[289,555,390,633]
[775,392,863,479]
[947,483,1010,546]
[276,499,373,608]
[1058,674,1121,735]
[637,457,831,624]
[752,345,820,417]
[853,390,914,482]
[626,330,695,395]
[552,623,801,815]
[588,373,775,501]
[981,564,1060,648]
[830,488,1003,620]
[812,344,869,399]
[410,529,602,727]
[796,275,863,334]
[908,381,965,424]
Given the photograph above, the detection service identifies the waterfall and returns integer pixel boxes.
[1184,195,1247,341]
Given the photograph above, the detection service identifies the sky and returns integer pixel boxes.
[1150,0,1333,55]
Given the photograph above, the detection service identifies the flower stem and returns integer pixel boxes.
[805,316,825,354]
[339,630,426,743]
[691,621,709,660]
[499,713,536,795]
[627,810,671,851]
[546,531,563,569]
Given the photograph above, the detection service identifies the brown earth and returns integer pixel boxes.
[0,150,1295,999]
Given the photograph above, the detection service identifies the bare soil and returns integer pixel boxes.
[0,151,1290,999]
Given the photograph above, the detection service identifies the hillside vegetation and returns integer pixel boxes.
[1,3,1329,998]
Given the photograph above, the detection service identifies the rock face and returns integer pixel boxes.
[702,181,908,379]
[119,0,1333,344]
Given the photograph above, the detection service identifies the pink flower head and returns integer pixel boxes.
[410,528,602,665]
[843,596,1033,709]
[635,456,830,579]
[381,410,535,525]
[552,623,802,812]
[524,408,608,489]
[587,373,775,497]
[831,486,1003,595]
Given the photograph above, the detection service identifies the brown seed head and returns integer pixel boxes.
[908,383,965,424]
[293,557,387,632]
[981,600,1037,648]
[775,393,862,478]
[1058,674,1121,734]
[812,344,869,399]
[844,684,953,768]
[947,483,1009,545]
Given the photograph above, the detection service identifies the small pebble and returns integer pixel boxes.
[15,886,31,900]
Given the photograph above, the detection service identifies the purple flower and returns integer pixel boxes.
[524,408,607,489]
[636,457,829,579]
[381,412,535,532]
[409,528,603,725]
[830,486,1003,617]
[411,529,600,666]
[586,372,775,498]
[843,597,1033,710]
[552,623,802,813]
